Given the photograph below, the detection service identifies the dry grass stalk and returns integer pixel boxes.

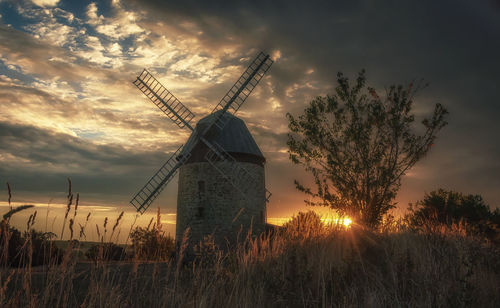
[124,214,138,246]
[156,207,162,232]
[0,188,499,307]
[0,270,14,300]
[44,199,52,233]
[27,214,33,231]
[78,223,86,240]
[112,212,124,233]
[26,211,37,231]
[2,205,34,223]
[6,183,11,211]
[60,179,73,240]
[69,219,74,240]
[79,212,91,240]
[96,224,101,242]
[146,217,154,230]
[73,193,79,219]
[67,177,72,199]
[103,217,108,242]
[110,211,124,242]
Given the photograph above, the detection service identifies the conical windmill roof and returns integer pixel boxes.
[179,111,265,164]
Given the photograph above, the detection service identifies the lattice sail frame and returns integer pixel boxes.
[130,146,191,213]
[208,52,273,132]
[204,141,272,202]
[129,52,274,213]
[133,69,195,129]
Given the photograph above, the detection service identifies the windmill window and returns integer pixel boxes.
[198,180,206,200]
[198,181,205,193]
[198,206,205,218]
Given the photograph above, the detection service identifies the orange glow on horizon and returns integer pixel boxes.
[320,216,352,228]
[267,212,353,228]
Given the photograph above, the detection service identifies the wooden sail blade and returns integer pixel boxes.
[133,69,195,130]
[208,52,273,132]
[130,146,191,213]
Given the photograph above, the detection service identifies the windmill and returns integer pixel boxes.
[129,52,273,248]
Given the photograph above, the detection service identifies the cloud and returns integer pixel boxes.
[31,0,59,7]
[88,2,145,40]
[0,25,82,81]
[0,120,184,209]
[0,121,163,172]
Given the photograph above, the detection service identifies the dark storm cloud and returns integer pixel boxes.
[0,121,178,198]
[127,0,500,125]
[129,0,500,95]
[246,123,288,152]
[125,0,500,207]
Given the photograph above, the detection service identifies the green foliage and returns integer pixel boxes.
[130,226,175,261]
[407,189,500,238]
[287,70,448,228]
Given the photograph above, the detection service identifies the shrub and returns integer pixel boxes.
[407,189,500,239]
[130,226,175,261]
[85,242,126,261]
[0,223,62,267]
[281,211,325,238]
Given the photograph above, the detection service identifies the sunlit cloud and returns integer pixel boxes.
[31,0,60,7]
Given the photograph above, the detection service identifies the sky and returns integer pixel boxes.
[0,0,499,241]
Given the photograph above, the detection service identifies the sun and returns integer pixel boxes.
[320,216,352,228]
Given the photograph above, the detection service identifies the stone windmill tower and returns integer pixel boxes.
[128,52,273,249]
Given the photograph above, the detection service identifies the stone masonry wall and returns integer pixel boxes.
[176,162,266,251]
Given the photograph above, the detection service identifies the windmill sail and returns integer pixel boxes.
[208,52,273,131]
[203,140,272,202]
[130,146,191,213]
[129,51,273,214]
[133,69,195,130]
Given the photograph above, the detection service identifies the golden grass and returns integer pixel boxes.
[0,202,499,307]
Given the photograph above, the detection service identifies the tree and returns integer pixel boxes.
[407,189,500,238]
[0,224,62,267]
[287,70,448,228]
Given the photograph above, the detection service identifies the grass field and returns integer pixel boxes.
[1,208,499,307]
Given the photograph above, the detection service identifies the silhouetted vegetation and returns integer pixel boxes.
[281,210,325,237]
[85,242,126,262]
[1,207,62,267]
[130,226,175,261]
[1,186,499,307]
[287,70,448,228]
[407,189,500,241]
